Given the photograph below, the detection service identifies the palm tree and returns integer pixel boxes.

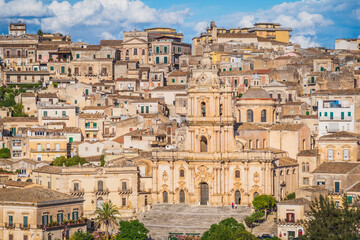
[94,201,120,240]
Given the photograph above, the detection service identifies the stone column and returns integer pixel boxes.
[170,162,175,203]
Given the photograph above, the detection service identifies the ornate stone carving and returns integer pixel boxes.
[253,172,260,183]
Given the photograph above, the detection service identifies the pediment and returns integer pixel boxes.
[123,37,148,44]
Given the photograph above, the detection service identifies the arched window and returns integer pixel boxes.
[126,49,129,56]
[219,104,223,116]
[200,136,208,152]
[235,170,240,178]
[97,180,103,192]
[247,109,253,122]
[293,169,296,174]
[97,197,104,209]
[253,192,259,198]
[142,49,145,55]
[163,191,168,203]
[306,163,310,172]
[280,170,283,176]
[179,169,185,178]
[261,110,267,122]
[302,163,305,172]
[286,169,290,175]
[201,102,206,117]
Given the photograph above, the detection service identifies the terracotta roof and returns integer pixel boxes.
[236,123,267,131]
[82,106,110,110]
[282,101,305,106]
[4,180,35,188]
[64,127,82,133]
[79,113,104,119]
[278,157,298,167]
[33,165,62,174]
[168,71,190,77]
[313,162,360,174]
[314,89,360,95]
[37,93,57,98]
[218,32,258,38]
[320,131,360,139]
[100,40,123,46]
[1,117,38,122]
[0,187,80,203]
[113,136,124,144]
[278,198,310,206]
[152,85,186,91]
[282,115,318,119]
[270,124,305,131]
[21,93,36,97]
[297,149,319,157]
[347,182,360,193]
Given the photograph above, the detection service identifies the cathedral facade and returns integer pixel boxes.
[149,49,275,206]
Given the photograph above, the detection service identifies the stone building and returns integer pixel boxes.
[149,46,275,206]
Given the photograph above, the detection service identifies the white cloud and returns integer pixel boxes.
[194,21,208,35]
[100,31,116,40]
[355,8,360,21]
[291,35,319,48]
[0,0,47,17]
[238,15,255,28]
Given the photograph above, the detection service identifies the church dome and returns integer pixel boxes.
[241,87,271,99]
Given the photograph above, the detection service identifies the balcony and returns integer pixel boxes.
[19,223,30,230]
[329,189,344,195]
[70,188,85,197]
[94,187,109,195]
[319,116,352,122]
[30,148,66,153]
[42,115,69,120]
[41,219,87,230]
[85,126,99,131]
[4,223,15,229]
[118,187,132,195]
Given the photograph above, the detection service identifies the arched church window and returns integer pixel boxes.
[179,169,185,178]
[219,104,223,116]
[247,109,253,122]
[201,102,206,117]
[97,180,103,192]
[261,110,267,122]
[126,49,129,56]
[302,163,305,172]
[200,136,208,152]
[235,170,240,178]
[306,163,310,172]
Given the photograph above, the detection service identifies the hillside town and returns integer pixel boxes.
[0,20,360,240]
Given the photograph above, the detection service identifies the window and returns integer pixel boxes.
[200,136,208,152]
[122,198,126,206]
[302,163,305,172]
[335,181,340,193]
[57,213,63,223]
[37,143,41,151]
[42,215,49,225]
[317,181,325,185]
[46,143,50,150]
[61,66,65,74]
[324,112,328,117]
[341,112,344,120]
[134,48,137,55]
[146,106,149,113]
[303,177,309,185]
[74,182,79,192]
[142,49,145,55]
[39,54,42,59]
[164,56,167,64]
[235,170,240,178]
[72,211,78,221]
[122,182,127,191]
[201,102,206,117]
[306,163,309,172]
[93,54,96,59]
[261,110,267,122]
[164,46,168,54]
[62,111,66,117]
[286,213,295,222]
[163,191,168,203]
[179,169,185,178]
[97,180,103,192]
[344,149,349,160]
[328,149,334,160]
[247,109,253,122]
[244,79,248,87]
[330,112,334,120]
[9,215,13,227]
[172,78,175,83]
[249,140,252,149]
[156,57,159,64]
[107,54,110,58]
[76,54,80,59]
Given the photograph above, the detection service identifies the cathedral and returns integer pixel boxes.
[149,46,275,206]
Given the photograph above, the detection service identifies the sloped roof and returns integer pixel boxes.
[270,124,305,131]
[320,131,360,140]
[313,162,360,174]
[277,198,310,206]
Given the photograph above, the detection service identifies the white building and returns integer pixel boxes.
[317,99,354,137]
[335,38,360,51]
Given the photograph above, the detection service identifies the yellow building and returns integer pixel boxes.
[248,23,291,43]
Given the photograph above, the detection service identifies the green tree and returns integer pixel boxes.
[100,155,105,167]
[284,192,295,200]
[52,82,58,88]
[302,194,360,240]
[70,231,94,240]
[94,201,120,240]
[37,29,43,36]
[116,219,149,240]
[53,155,87,167]
[235,228,257,240]
[252,195,276,218]
[0,148,11,158]
[202,217,255,240]
[244,211,264,232]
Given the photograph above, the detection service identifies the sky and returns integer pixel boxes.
[0,0,359,48]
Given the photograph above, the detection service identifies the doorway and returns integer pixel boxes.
[200,182,209,205]
[235,190,241,204]
[180,190,185,203]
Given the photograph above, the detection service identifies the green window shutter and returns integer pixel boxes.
[156,57,159,64]
[324,112,327,117]
[229,68,232,71]
[223,68,226,71]
[72,212,75,220]
[146,106,149,113]
[164,46,167,54]
[239,67,242,71]
[320,67,324,71]
[50,66,54,71]
[9,216,13,227]
[62,111,66,116]
[75,100,77,104]
[330,112,333,120]
[93,122,97,128]
[76,54,80,59]
[348,112,351,117]
[68,213,70,220]
[156,46,159,54]
[50,215,52,222]
[23,216,28,227]
[341,112,344,120]
[306,111,309,115]
[172,79,175,83]
[141,106,144,113]
[244,79,248,87]
[61,66,65,74]
[319,112,322,117]
[107,54,110,58]
[69,137,73,143]
[164,56,167,63]
[44,111,47,117]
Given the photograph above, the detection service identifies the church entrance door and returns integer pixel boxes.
[200,182,209,205]
[235,190,241,204]
[180,190,185,203]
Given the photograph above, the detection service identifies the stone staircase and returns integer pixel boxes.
[138,204,251,240]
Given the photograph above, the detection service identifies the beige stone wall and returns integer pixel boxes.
[318,141,359,163]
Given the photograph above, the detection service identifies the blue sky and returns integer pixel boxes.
[0,0,359,48]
